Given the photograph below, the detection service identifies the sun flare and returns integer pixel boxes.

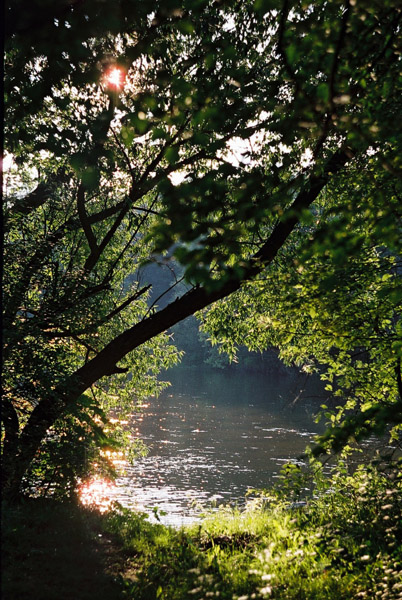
[106,67,124,89]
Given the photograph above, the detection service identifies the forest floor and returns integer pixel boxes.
[1,499,126,600]
[2,465,402,600]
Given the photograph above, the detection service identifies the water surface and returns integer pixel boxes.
[112,367,325,525]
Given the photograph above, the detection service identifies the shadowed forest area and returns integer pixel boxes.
[2,0,402,598]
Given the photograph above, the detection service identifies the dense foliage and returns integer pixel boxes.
[202,154,402,454]
[2,0,402,497]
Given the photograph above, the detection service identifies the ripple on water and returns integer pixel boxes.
[109,367,325,526]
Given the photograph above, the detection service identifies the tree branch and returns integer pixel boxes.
[396,358,402,402]
[77,183,98,254]
[104,284,152,322]
[277,0,300,92]
[67,149,351,392]
[9,149,351,494]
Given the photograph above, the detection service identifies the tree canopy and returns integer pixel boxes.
[2,0,402,498]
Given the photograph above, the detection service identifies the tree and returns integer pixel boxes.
[202,154,402,454]
[2,0,401,499]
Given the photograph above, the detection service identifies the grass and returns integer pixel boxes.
[101,463,402,600]
[2,463,402,600]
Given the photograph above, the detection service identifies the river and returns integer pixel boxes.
[108,366,326,526]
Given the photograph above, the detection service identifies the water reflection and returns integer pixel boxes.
[111,367,326,526]
[78,477,117,513]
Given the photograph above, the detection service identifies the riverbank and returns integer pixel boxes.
[2,465,402,600]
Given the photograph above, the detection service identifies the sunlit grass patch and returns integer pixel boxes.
[100,462,402,600]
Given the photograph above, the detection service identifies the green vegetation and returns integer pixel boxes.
[102,462,402,600]
[2,1,402,596]
[3,463,401,600]
[172,314,290,373]
[3,0,401,498]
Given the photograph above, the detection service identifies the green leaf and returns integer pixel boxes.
[164,146,179,164]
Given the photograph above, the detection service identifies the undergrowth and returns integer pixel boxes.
[2,461,402,600]
[102,461,402,600]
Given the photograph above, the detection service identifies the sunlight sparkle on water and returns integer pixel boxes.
[78,477,116,513]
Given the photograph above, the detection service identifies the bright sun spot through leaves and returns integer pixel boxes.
[106,67,125,89]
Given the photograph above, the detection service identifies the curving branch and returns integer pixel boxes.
[5,149,350,500]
